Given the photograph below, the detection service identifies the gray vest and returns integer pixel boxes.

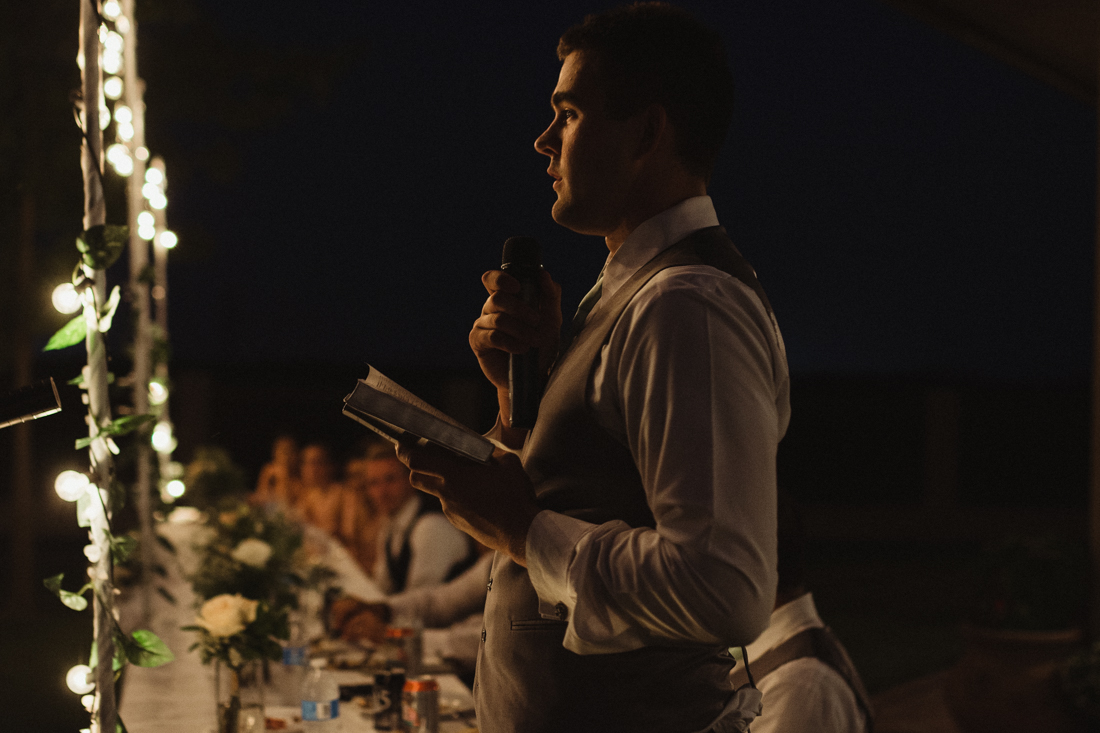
[474,227,776,733]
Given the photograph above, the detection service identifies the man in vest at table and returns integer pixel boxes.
[397,3,790,731]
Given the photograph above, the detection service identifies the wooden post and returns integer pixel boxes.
[1090,36,1100,642]
[122,0,155,625]
[80,0,118,729]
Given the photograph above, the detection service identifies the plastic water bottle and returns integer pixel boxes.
[301,658,341,731]
[276,620,308,706]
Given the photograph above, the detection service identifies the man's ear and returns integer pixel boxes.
[635,103,670,159]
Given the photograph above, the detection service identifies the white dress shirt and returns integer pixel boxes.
[525,196,791,654]
[744,593,869,733]
[372,495,471,595]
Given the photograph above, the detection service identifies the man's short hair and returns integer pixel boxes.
[557,2,734,182]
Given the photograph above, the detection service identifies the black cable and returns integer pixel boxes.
[739,646,756,689]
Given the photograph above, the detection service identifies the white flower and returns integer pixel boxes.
[196,594,259,638]
[231,538,273,568]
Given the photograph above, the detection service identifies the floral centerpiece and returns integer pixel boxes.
[185,502,309,733]
[184,594,287,733]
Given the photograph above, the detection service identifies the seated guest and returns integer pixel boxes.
[330,549,493,678]
[363,441,476,595]
[295,443,363,546]
[730,493,874,733]
[250,434,302,511]
[340,449,384,573]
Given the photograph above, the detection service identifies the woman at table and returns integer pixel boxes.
[250,434,302,512]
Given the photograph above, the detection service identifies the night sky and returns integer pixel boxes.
[148,0,1095,381]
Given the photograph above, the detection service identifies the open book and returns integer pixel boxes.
[342,366,495,464]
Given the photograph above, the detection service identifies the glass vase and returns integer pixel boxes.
[215,660,265,733]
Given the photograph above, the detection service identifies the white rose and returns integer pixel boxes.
[196,594,260,638]
[231,538,273,568]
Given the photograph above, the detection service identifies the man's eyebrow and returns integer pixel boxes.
[551,91,580,107]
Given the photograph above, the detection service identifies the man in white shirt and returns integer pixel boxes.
[364,441,474,595]
[398,4,789,731]
[730,493,873,733]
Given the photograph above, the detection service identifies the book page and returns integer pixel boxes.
[363,366,470,432]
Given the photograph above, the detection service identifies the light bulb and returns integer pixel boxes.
[141,182,161,200]
[151,423,175,453]
[114,105,132,124]
[55,471,90,502]
[104,76,123,100]
[166,480,186,498]
[149,194,167,211]
[102,50,123,75]
[135,146,149,161]
[138,225,156,241]
[52,283,82,314]
[137,210,155,228]
[99,106,110,131]
[157,231,178,249]
[103,31,124,54]
[81,694,95,712]
[102,0,121,19]
[112,155,134,177]
[116,16,131,34]
[144,167,164,186]
[66,665,95,695]
[117,121,134,142]
[148,381,168,405]
[106,143,128,164]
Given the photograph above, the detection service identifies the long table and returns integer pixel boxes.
[117,514,475,732]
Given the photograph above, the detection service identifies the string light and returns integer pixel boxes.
[102,50,123,75]
[141,182,160,200]
[156,231,178,249]
[135,146,150,161]
[104,77,123,100]
[103,31,124,54]
[144,167,164,186]
[52,283,82,314]
[81,695,95,712]
[55,470,91,502]
[66,665,96,695]
[148,194,167,210]
[102,0,121,19]
[137,211,155,228]
[106,144,133,177]
[114,105,132,125]
[116,16,131,34]
[151,422,176,453]
[148,381,168,406]
[99,104,111,131]
[166,480,186,499]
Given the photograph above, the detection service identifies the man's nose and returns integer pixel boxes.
[534,124,559,158]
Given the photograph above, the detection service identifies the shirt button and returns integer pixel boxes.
[554,603,568,621]
[486,577,493,592]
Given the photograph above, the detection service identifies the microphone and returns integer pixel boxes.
[0,378,62,431]
[501,236,543,430]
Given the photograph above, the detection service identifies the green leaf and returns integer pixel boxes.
[77,224,128,270]
[44,315,86,352]
[122,629,175,668]
[76,414,156,450]
[43,573,90,611]
[110,534,138,564]
[68,371,115,387]
[76,490,93,527]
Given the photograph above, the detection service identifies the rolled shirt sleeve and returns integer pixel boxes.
[526,266,789,654]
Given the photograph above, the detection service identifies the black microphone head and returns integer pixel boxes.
[502,236,541,269]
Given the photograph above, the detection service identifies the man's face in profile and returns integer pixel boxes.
[535,51,643,236]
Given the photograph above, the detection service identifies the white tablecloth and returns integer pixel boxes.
[118,514,475,733]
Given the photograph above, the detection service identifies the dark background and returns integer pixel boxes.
[0,0,1094,728]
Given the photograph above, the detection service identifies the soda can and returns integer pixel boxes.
[372,668,406,731]
[402,676,440,733]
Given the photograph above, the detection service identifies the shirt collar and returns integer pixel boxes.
[743,592,825,662]
[598,195,719,304]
